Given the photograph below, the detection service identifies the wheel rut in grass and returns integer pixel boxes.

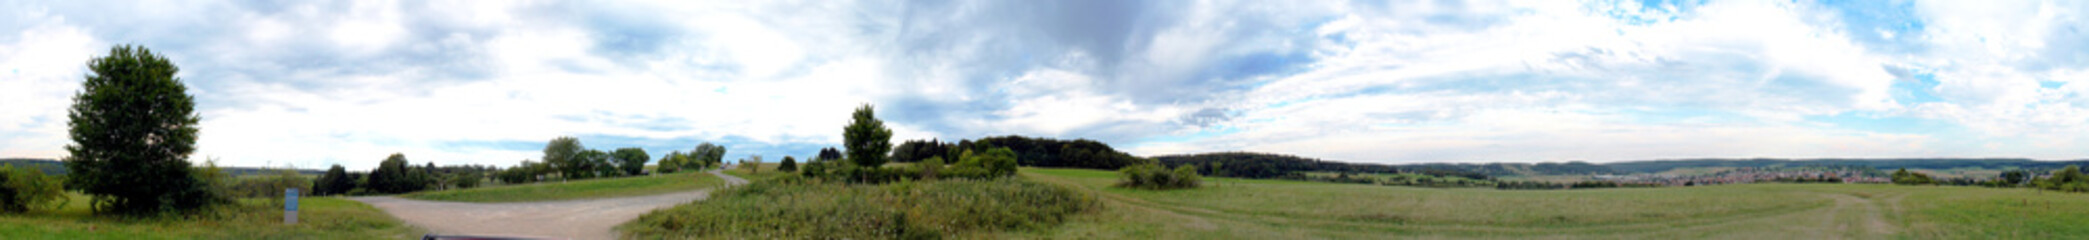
[1820,192,1898,238]
[353,169,748,240]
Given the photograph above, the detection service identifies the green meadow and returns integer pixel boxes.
[1005,168,2089,239]
[0,193,419,239]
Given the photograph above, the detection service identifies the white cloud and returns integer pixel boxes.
[7,0,2089,169]
[1890,0,2089,145]
[995,69,1186,137]
[1142,0,1930,162]
[327,0,410,55]
[1137,93,1945,163]
[0,11,100,158]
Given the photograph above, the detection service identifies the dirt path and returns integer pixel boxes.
[1819,192,1897,238]
[353,169,749,240]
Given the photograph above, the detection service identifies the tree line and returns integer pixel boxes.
[796,105,1021,183]
[1152,152,1492,180]
[890,136,1147,170]
[307,136,721,196]
[1894,166,2089,193]
[309,154,500,196]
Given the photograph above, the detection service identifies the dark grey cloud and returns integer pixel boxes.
[861,0,1336,144]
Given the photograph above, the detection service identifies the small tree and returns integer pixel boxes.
[543,137,584,179]
[817,147,843,161]
[1890,168,1933,185]
[778,156,798,172]
[979,147,1019,177]
[691,142,727,170]
[2054,166,2082,184]
[613,147,650,176]
[2045,165,2086,192]
[1172,164,1203,188]
[576,149,614,179]
[417,162,440,190]
[314,164,356,196]
[743,155,763,174]
[843,104,893,168]
[366,153,424,194]
[919,156,944,179]
[1117,163,1201,190]
[657,152,683,174]
[0,164,67,213]
[801,159,829,178]
[2002,170,2029,186]
[452,172,482,189]
[496,162,539,184]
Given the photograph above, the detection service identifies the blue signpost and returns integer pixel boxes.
[285,188,299,224]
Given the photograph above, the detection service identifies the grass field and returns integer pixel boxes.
[1012,168,2089,239]
[721,162,791,181]
[400,170,724,203]
[619,175,1096,239]
[0,193,420,239]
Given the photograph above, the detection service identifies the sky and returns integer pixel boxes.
[2,0,2086,169]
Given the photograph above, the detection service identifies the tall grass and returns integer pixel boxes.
[620,176,1098,239]
[0,193,419,239]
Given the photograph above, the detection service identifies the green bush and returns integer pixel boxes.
[452,171,482,189]
[946,148,1018,180]
[496,165,538,184]
[800,160,829,178]
[313,165,356,196]
[1116,163,1202,190]
[621,175,1096,239]
[778,156,798,172]
[179,160,235,213]
[227,170,311,199]
[918,156,944,179]
[0,164,67,213]
[2040,165,2089,192]
[1890,168,1934,185]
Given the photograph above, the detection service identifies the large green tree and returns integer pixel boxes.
[543,136,584,179]
[690,142,726,169]
[657,151,684,173]
[366,153,422,194]
[314,164,356,196]
[63,45,220,215]
[613,148,650,176]
[576,149,614,179]
[843,104,893,167]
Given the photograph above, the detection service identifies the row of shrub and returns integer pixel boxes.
[2033,165,2089,192]
[619,175,1097,239]
[799,147,1021,184]
[1890,168,1935,185]
[1375,174,1493,188]
[1493,180,1661,190]
[4,159,352,215]
[309,154,496,196]
[1115,163,1201,190]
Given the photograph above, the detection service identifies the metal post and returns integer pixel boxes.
[285,188,299,224]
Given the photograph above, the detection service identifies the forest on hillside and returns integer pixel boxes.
[891,135,1148,170]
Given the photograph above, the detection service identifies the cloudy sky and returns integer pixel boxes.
[2,0,2086,169]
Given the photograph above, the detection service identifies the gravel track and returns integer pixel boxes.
[354,169,748,240]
